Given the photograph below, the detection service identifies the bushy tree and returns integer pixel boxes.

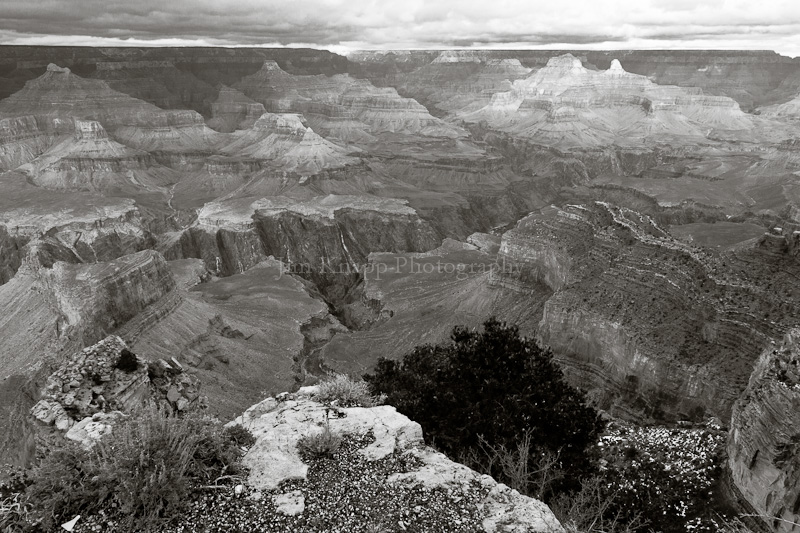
[365,318,604,491]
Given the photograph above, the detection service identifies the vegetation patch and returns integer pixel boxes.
[1,405,253,533]
[314,373,386,408]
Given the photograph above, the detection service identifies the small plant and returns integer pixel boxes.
[223,424,257,448]
[462,430,564,499]
[315,373,386,408]
[114,348,139,372]
[297,412,342,460]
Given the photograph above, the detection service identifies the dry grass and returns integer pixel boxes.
[7,404,252,533]
[297,424,342,459]
[315,373,386,408]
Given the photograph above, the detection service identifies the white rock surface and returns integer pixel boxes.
[64,411,123,447]
[229,390,564,532]
[229,395,423,490]
[272,490,306,516]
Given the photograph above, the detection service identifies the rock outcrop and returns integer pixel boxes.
[729,329,800,532]
[30,335,203,442]
[229,387,564,532]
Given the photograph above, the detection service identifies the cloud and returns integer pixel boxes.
[0,0,798,57]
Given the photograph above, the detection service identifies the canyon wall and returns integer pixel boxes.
[495,203,800,421]
[729,329,800,532]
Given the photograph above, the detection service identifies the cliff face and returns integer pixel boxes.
[165,195,441,277]
[0,196,155,286]
[729,329,800,532]
[495,203,800,420]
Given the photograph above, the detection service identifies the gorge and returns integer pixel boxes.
[1,45,800,532]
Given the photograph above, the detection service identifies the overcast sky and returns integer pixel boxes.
[1,0,798,57]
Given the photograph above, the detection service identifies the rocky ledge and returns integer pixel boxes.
[222,387,564,532]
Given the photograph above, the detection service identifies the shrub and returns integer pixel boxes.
[549,476,649,533]
[114,348,139,372]
[297,424,342,460]
[364,318,604,492]
[315,373,386,408]
[12,404,250,532]
[223,424,257,448]
[14,442,105,531]
[461,430,564,499]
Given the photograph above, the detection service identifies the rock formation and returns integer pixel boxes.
[0,115,59,170]
[460,54,763,147]
[729,329,800,532]
[229,387,564,532]
[166,194,441,278]
[18,119,178,194]
[234,60,463,140]
[322,202,800,424]
[760,92,800,120]
[208,86,267,132]
[31,335,203,434]
[399,53,533,113]
[90,60,217,116]
[0,64,180,130]
[0,64,220,156]
[219,112,358,175]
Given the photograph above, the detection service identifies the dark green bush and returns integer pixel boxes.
[224,424,257,448]
[364,318,604,493]
[114,348,139,372]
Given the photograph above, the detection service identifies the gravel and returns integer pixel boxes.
[74,431,491,533]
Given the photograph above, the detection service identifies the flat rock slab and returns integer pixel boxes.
[229,394,423,491]
[229,390,564,532]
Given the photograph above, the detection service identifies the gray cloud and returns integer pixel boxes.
[0,0,798,57]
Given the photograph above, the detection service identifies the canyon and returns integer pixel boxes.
[0,45,799,530]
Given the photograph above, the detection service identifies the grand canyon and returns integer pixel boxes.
[1,45,799,532]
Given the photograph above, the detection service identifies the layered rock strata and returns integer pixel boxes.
[461,54,760,147]
[495,203,800,420]
[729,329,800,532]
